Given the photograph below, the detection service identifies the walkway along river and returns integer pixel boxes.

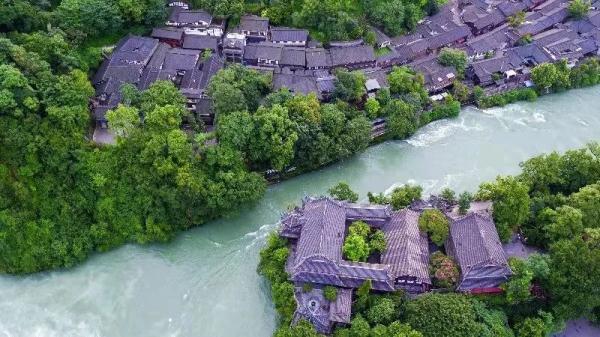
[1,87,600,337]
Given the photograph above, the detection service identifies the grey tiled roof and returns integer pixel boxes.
[271,27,309,42]
[281,47,306,67]
[306,48,332,68]
[371,26,391,45]
[328,288,352,323]
[293,288,332,334]
[498,0,533,17]
[471,55,516,84]
[284,197,431,292]
[447,212,511,290]
[410,56,456,91]
[330,45,376,67]
[168,9,212,25]
[273,72,318,97]
[381,209,431,285]
[183,35,219,51]
[240,15,269,33]
[428,25,471,50]
[518,7,569,36]
[92,35,159,121]
[244,42,283,61]
[294,198,346,263]
[163,48,200,70]
[151,27,184,40]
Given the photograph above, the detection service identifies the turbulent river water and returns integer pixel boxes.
[2,87,600,337]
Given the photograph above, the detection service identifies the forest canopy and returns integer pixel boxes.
[0,5,266,273]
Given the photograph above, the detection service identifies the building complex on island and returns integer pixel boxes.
[277,196,511,334]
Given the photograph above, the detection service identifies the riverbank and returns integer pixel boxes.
[1,87,599,337]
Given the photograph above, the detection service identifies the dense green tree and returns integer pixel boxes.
[514,312,557,337]
[568,0,591,19]
[518,144,600,195]
[248,105,298,171]
[11,30,81,73]
[452,81,470,104]
[333,70,367,103]
[369,230,387,254]
[471,300,515,337]
[570,57,600,88]
[258,233,289,284]
[405,294,483,337]
[329,182,359,202]
[274,320,322,337]
[389,184,422,210]
[440,188,456,202]
[353,280,373,313]
[421,95,460,124]
[343,233,370,262]
[365,0,406,36]
[367,297,397,325]
[543,206,584,243]
[207,65,271,115]
[531,61,571,94]
[387,321,424,337]
[477,176,531,242]
[285,93,322,126]
[106,104,140,137]
[216,110,254,153]
[365,97,381,119]
[568,183,600,229]
[502,258,534,305]
[388,67,428,105]
[418,209,449,246]
[532,63,559,93]
[508,11,526,28]
[57,0,124,39]
[385,99,419,139]
[0,0,50,33]
[547,237,600,320]
[438,48,468,74]
[458,191,472,215]
[349,221,371,238]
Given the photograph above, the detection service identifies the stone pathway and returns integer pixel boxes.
[503,234,542,259]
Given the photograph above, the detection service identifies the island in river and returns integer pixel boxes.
[1,87,599,336]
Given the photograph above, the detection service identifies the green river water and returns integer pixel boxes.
[1,87,600,337]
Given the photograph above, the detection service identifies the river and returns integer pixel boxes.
[1,87,600,337]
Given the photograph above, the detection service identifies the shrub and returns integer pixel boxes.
[343,233,370,262]
[438,48,468,74]
[429,251,459,289]
[458,191,472,215]
[329,182,359,202]
[349,221,371,238]
[390,184,423,210]
[323,285,338,302]
[441,188,456,202]
[477,88,537,109]
[568,0,591,19]
[418,209,450,246]
[405,294,482,337]
[370,230,387,254]
[367,297,397,325]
